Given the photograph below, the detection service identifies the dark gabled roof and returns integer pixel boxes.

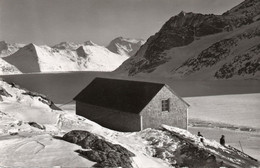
[74,77,190,114]
[74,77,164,114]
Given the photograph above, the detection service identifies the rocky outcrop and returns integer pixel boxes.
[224,0,260,25]
[215,43,260,79]
[6,81,61,111]
[0,87,12,97]
[174,25,260,78]
[62,130,135,168]
[138,126,259,168]
[22,91,61,111]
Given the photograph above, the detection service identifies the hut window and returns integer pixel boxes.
[162,99,170,111]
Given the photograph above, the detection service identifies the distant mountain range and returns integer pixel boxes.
[116,0,260,80]
[0,37,143,74]
[1,0,259,80]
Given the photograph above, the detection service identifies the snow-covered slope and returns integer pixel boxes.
[2,42,128,73]
[0,58,21,75]
[107,37,145,57]
[0,80,259,167]
[76,43,128,71]
[116,0,260,80]
[52,41,80,51]
[0,41,24,57]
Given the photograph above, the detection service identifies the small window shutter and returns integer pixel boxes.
[167,98,170,111]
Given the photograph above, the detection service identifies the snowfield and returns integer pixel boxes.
[185,93,260,128]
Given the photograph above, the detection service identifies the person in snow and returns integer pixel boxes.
[220,135,225,146]
[198,132,204,143]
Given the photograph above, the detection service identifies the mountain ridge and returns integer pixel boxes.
[1,40,129,74]
[115,0,260,80]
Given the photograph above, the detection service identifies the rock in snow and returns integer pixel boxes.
[63,130,135,167]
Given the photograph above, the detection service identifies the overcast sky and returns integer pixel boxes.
[0,0,243,46]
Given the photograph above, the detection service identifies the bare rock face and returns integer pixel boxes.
[76,46,88,58]
[62,130,135,168]
[214,43,260,79]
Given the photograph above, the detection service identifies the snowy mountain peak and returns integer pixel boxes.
[76,44,128,71]
[0,41,8,52]
[3,43,41,73]
[107,37,145,57]
[0,41,25,58]
[0,40,8,47]
[224,0,260,18]
[112,37,145,44]
[21,43,40,54]
[83,40,96,46]
[26,43,37,49]
[52,41,80,50]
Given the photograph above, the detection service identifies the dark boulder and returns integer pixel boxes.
[63,130,93,144]
[91,139,114,152]
[28,122,45,130]
[63,130,135,168]
[78,134,99,149]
